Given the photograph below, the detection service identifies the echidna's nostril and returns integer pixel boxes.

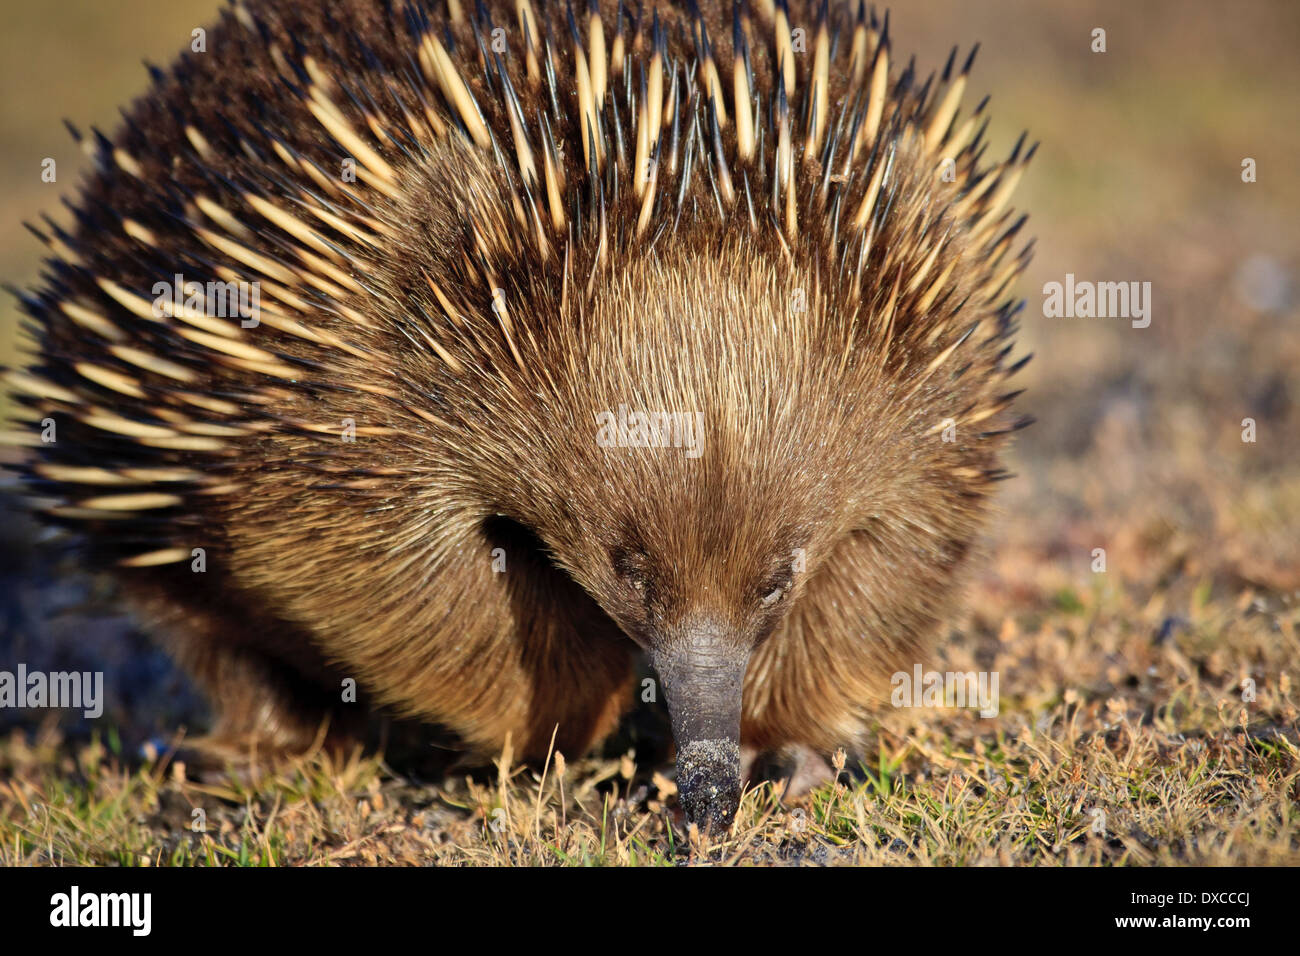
[675,739,743,831]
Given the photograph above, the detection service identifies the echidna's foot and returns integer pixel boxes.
[170,713,360,784]
[743,744,835,799]
[119,572,377,766]
[172,713,461,785]
[168,735,298,785]
[675,739,742,832]
[180,672,368,776]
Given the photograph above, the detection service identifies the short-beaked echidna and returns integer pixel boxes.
[5,0,1033,829]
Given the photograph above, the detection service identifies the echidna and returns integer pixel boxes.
[4,0,1033,830]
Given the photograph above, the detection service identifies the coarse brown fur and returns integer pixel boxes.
[4,0,1033,825]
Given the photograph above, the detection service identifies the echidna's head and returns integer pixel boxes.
[475,241,881,830]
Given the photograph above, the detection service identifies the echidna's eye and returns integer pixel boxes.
[623,570,653,605]
[760,565,795,608]
[610,545,651,598]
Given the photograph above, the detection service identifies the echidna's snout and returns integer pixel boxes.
[651,628,750,831]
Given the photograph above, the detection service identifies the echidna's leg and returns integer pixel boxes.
[743,744,836,799]
[119,571,361,763]
[481,517,638,760]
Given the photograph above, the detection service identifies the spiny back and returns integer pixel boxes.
[7,0,1032,570]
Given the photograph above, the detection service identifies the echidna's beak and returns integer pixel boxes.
[651,627,750,832]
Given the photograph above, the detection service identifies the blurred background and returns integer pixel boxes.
[0,0,1297,745]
